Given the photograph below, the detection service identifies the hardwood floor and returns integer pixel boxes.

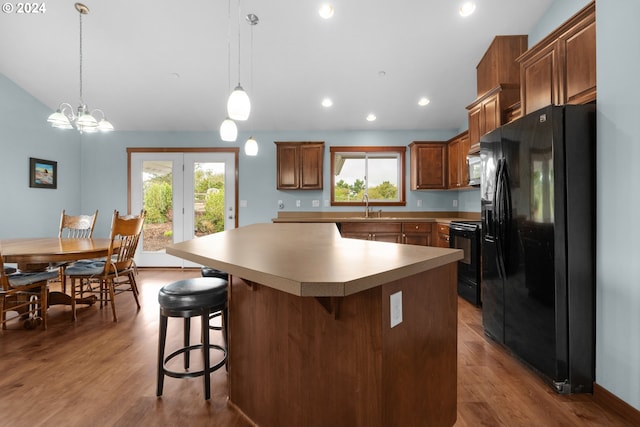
[0,268,634,427]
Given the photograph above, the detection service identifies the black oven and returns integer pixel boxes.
[449,221,481,306]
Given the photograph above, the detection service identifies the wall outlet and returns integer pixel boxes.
[453,199,458,208]
[390,291,403,328]
[324,199,329,207]
[240,200,248,208]
[278,200,284,209]
[312,199,320,207]
[417,199,423,208]
[296,200,301,208]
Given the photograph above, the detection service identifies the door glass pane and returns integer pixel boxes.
[193,161,226,237]
[142,160,173,252]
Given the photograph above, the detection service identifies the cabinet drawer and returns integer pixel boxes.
[436,223,450,235]
[402,222,431,233]
[340,222,402,233]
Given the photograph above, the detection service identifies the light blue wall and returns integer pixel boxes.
[528,0,591,46]
[0,74,82,238]
[596,0,640,411]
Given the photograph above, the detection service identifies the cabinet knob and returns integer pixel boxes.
[415,225,419,230]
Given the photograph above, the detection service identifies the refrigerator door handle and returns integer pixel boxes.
[494,159,507,279]
[501,159,514,276]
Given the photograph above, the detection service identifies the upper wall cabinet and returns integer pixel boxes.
[275,142,324,190]
[467,84,520,154]
[447,131,470,189]
[409,141,447,190]
[517,1,596,115]
[467,35,527,154]
[476,35,528,98]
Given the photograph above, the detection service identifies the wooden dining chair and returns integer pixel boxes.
[55,209,99,291]
[64,210,145,321]
[59,209,99,239]
[0,247,58,330]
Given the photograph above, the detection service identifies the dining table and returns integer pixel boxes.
[1,237,113,309]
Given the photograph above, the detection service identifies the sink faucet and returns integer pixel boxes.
[363,193,370,218]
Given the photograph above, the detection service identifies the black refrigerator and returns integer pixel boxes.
[480,104,595,394]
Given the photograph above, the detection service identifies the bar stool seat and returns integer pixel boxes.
[156,277,228,400]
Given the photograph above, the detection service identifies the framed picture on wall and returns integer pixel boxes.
[29,157,57,189]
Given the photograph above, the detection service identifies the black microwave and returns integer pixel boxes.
[467,155,481,186]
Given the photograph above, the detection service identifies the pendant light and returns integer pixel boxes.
[47,3,113,133]
[220,117,238,141]
[243,14,259,156]
[244,136,258,156]
[220,0,238,141]
[227,0,250,121]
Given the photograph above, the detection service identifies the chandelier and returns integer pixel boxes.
[47,3,113,133]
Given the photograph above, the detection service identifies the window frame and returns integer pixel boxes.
[330,146,406,207]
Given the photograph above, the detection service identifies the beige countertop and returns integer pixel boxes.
[271,211,479,224]
[166,223,463,297]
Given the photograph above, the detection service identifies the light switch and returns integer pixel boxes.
[296,200,301,208]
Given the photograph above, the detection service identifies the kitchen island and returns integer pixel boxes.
[167,222,462,427]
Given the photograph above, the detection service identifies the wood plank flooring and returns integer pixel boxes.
[0,268,633,427]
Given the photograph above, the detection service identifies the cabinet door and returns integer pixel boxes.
[402,223,432,246]
[299,144,323,190]
[433,223,450,248]
[447,138,461,188]
[340,222,402,243]
[460,134,470,186]
[562,18,596,105]
[410,143,447,190]
[468,104,482,153]
[276,144,300,190]
[483,95,500,136]
[521,47,558,115]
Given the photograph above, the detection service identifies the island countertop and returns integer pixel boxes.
[166,222,463,297]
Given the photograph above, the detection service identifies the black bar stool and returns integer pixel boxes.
[156,277,228,400]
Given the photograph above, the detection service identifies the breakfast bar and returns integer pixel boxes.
[167,222,463,427]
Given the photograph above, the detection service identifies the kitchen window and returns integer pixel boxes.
[330,146,406,206]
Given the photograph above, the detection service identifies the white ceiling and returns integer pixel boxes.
[0,0,553,133]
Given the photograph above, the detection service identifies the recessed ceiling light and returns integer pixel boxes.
[418,97,430,106]
[322,98,333,108]
[366,114,377,122]
[459,1,476,17]
[319,4,334,19]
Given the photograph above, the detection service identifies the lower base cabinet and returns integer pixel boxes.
[340,222,433,246]
[434,223,451,248]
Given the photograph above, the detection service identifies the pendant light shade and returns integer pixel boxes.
[220,117,238,141]
[244,136,258,156]
[227,85,251,121]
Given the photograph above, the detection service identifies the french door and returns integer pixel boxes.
[129,149,238,267]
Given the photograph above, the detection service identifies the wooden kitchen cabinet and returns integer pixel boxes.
[340,222,402,243]
[476,35,528,97]
[467,84,520,153]
[275,142,324,190]
[433,223,450,248]
[447,131,469,189]
[409,141,447,190]
[402,222,432,246]
[517,1,595,115]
